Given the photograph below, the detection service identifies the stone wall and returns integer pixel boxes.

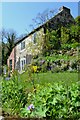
[45,6,75,30]
[15,28,44,72]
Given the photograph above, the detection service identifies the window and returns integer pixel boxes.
[21,41,25,50]
[21,59,26,70]
[32,33,37,43]
[21,60,24,70]
[9,59,12,70]
[44,27,46,34]
[57,18,59,22]
[24,60,25,65]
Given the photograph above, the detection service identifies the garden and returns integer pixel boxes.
[1,16,80,120]
[1,41,80,120]
[1,64,80,120]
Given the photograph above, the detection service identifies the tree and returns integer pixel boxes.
[0,42,2,74]
[5,31,16,57]
[75,16,80,26]
[1,29,17,65]
[70,25,79,43]
[29,8,57,30]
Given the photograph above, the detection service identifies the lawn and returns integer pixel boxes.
[20,71,79,88]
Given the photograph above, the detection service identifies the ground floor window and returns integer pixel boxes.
[9,59,12,70]
[20,58,26,71]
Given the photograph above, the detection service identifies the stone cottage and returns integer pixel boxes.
[7,6,75,72]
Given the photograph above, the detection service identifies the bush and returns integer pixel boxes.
[2,71,28,116]
[20,82,80,119]
[71,42,80,49]
[51,66,62,73]
[41,62,47,73]
[46,82,80,120]
[61,44,72,50]
[61,43,80,50]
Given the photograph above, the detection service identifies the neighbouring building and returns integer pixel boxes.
[7,48,16,72]
[7,6,75,72]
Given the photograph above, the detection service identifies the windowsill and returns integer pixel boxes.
[20,48,25,53]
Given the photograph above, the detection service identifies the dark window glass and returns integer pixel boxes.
[32,33,37,43]
[24,60,25,65]
[9,59,12,70]
[44,27,46,34]
[22,61,24,70]
[57,18,59,22]
[21,41,25,50]
[34,33,36,43]
[21,60,26,70]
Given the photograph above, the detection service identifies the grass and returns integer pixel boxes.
[1,71,79,90]
[20,71,79,89]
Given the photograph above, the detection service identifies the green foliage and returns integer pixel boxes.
[61,27,70,44]
[61,43,79,50]
[2,71,28,116]
[2,70,79,119]
[75,16,80,26]
[42,29,61,56]
[51,66,62,73]
[2,30,17,65]
[45,82,80,119]
[20,82,80,119]
[42,16,80,56]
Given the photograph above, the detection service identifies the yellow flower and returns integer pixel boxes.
[32,66,37,73]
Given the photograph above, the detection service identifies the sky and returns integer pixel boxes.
[1,2,79,37]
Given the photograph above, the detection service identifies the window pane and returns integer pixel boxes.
[32,33,37,43]
[24,60,25,65]
[9,59,12,70]
[22,61,23,70]
[21,41,25,50]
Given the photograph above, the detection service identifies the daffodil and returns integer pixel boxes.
[32,66,37,73]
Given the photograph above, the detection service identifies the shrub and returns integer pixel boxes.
[41,63,47,73]
[61,43,80,50]
[51,66,62,73]
[45,82,80,120]
[2,71,28,116]
[20,82,80,119]
[61,44,72,50]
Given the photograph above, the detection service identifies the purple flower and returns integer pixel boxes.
[40,60,45,65]
[27,104,34,111]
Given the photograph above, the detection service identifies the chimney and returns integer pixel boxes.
[59,6,70,14]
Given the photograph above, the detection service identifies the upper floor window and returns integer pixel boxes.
[57,18,59,22]
[32,33,37,43]
[21,41,25,50]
